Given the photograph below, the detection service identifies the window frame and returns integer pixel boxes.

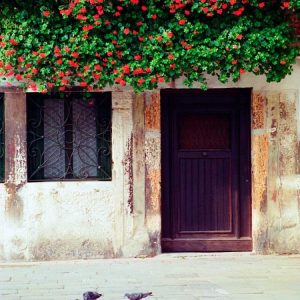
[26,92,112,182]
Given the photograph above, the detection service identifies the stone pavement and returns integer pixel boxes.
[1,253,300,300]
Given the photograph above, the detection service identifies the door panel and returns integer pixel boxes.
[178,157,231,233]
[161,89,252,252]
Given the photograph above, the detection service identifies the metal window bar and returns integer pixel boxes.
[27,92,112,181]
[0,94,4,182]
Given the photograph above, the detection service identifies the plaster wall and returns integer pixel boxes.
[171,59,300,254]
[0,59,300,260]
[0,91,157,261]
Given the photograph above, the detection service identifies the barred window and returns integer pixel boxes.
[27,92,112,181]
[0,94,4,182]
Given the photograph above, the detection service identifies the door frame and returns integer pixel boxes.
[161,88,252,252]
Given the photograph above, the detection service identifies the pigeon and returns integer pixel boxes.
[124,292,153,300]
[83,291,103,300]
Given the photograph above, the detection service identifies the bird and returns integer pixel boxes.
[124,292,153,300]
[83,291,103,300]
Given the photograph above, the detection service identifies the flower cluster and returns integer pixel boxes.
[0,0,299,92]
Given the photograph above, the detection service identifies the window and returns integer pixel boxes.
[0,94,4,182]
[27,92,112,181]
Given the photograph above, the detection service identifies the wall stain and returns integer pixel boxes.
[252,134,268,212]
[252,93,265,129]
[123,134,134,214]
[5,182,25,221]
[31,239,117,261]
[145,92,160,130]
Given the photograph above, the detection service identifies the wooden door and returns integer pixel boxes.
[161,89,252,252]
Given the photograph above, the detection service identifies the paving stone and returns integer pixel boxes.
[0,254,300,299]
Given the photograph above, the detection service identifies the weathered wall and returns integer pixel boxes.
[0,91,159,261]
[171,59,300,254]
[0,59,300,260]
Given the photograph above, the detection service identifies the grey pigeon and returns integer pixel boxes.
[124,292,153,300]
[83,291,103,300]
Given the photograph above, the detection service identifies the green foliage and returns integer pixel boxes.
[0,0,299,92]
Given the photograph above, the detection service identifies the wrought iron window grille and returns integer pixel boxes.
[0,94,4,182]
[27,92,112,181]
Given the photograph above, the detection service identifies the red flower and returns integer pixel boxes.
[56,59,63,64]
[178,19,186,25]
[258,2,265,8]
[236,34,243,40]
[61,79,69,85]
[93,73,101,80]
[72,52,79,58]
[9,38,18,46]
[83,25,93,31]
[123,28,130,35]
[69,61,79,68]
[122,65,130,74]
[94,64,102,71]
[134,54,141,60]
[60,9,72,16]
[6,49,16,56]
[233,8,244,16]
[282,2,290,8]
[43,10,51,17]
[138,78,145,85]
[80,81,87,87]
[280,60,286,65]
[131,0,139,4]
[77,14,87,20]
[15,74,22,80]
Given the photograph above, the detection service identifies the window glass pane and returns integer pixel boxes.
[72,98,98,178]
[178,113,231,150]
[0,94,4,182]
[43,98,65,178]
[27,92,112,181]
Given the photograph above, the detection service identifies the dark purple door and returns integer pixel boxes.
[161,89,252,252]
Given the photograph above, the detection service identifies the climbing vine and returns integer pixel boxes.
[0,0,299,92]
